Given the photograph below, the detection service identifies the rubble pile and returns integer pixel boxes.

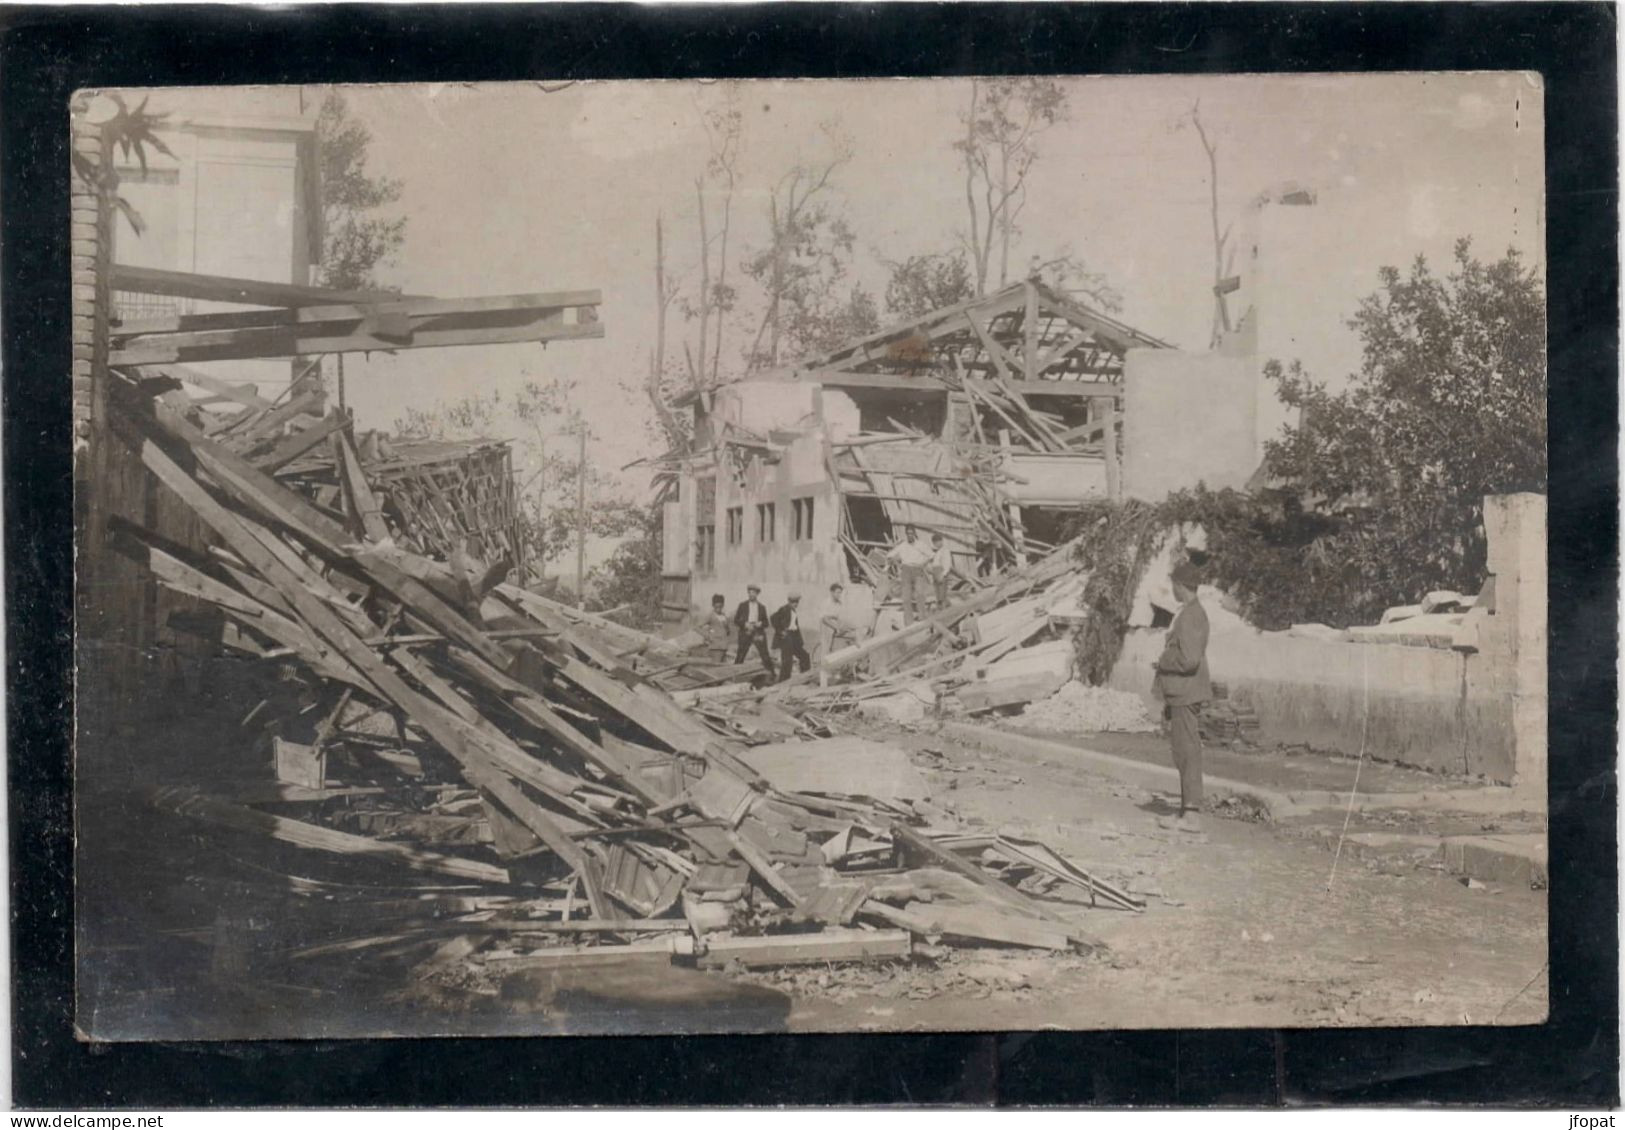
[1014,681,1159,734]
[104,378,1142,999]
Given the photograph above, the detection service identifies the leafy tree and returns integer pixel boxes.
[883,251,975,318]
[587,507,666,628]
[315,90,406,290]
[742,124,873,368]
[394,380,645,575]
[1255,239,1546,623]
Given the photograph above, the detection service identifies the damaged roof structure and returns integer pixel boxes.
[74,107,1149,1037]
[653,279,1171,626]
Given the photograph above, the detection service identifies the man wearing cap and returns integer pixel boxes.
[733,584,774,675]
[771,593,811,682]
[1152,560,1212,836]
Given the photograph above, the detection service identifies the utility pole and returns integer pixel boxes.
[575,428,587,609]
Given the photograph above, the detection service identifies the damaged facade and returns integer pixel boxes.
[657,280,1172,627]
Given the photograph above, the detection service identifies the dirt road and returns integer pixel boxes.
[747,724,1549,1033]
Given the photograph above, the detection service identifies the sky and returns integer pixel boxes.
[134,75,1545,568]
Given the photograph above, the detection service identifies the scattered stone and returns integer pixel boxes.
[1012,681,1159,733]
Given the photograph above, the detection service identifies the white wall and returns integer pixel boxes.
[1122,349,1258,501]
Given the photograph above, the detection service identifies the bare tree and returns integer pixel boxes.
[1178,100,1234,347]
[646,214,687,450]
[955,79,1070,296]
[685,89,743,389]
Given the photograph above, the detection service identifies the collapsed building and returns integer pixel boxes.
[654,280,1173,628]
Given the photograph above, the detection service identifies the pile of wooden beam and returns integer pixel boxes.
[103,377,1137,992]
[719,534,1091,722]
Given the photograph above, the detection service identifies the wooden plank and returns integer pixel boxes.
[897,901,1073,950]
[481,936,690,970]
[151,364,272,411]
[111,262,430,308]
[149,786,508,884]
[726,831,803,908]
[773,370,1124,399]
[698,928,910,968]
[113,291,603,336]
[124,414,594,888]
[889,821,1061,924]
[335,429,391,542]
[256,412,351,473]
[111,312,604,366]
[228,389,326,448]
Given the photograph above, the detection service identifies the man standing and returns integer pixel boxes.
[733,584,774,675]
[886,526,932,625]
[771,593,811,682]
[927,533,956,612]
[1153,561,1212,836]
[820,582,857,655]
[701,593,732,662]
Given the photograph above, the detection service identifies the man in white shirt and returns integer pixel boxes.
[886,527,932,625]
[821,582,857,655]
[927,533,956,611]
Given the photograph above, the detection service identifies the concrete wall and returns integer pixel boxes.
[1107,494,1547,788]
[1002,452,1108,506]
[1110,626,1512,780]
[1122,349,1258,501]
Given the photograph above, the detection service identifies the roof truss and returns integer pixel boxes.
[795,279,1168,389]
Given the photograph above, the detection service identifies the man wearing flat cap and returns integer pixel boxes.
[1152,560,1211,836]
[734,584,775,676]
[771,592,811,682]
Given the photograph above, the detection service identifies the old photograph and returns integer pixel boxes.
[72,74,1548,1040]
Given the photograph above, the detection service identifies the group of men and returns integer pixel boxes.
[691,581,860,684]
[688,546,1215,837]
[868,527,959,626]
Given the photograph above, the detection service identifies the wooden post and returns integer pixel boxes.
[1096,397,1122,503]
[575,428,587,609]
[997,428,1027,560]
[1023,280,1039,380]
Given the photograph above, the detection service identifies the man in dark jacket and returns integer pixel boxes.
[1152,561,1212,836]
[771,593,811,682]
[734,584,774,675]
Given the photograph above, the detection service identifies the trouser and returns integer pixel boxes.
[932,574,950,610]
[736,629,773,673]
[778,632,811,682]
[1166,702,1204,813]
[899,565,928,624]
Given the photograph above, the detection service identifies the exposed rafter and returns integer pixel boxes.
[109,289,604,366]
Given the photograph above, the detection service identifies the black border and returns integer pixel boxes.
[5,2,1617,1108]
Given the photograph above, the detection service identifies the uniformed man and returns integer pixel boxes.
[1153,561,1212,836]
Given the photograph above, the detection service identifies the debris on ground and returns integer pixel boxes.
[103,380,1145,1007]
